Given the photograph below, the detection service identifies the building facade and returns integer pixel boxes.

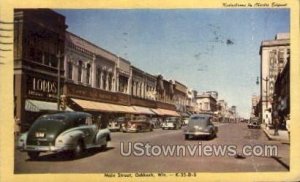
[251,95,260,117]
[195,93,217,113]
[173,81,188,114]
[259,33,290,126]
[116,57,131,95]
[273,59,290,127]
[14,9,67,131]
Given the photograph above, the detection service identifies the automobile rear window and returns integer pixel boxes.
[188,116,209,126]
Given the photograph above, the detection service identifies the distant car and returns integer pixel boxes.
[182,117,189,125]
[108,117,128,132]
[17,112,111,160]
[248,117,260,129]
[122,115,154,133]
[149,118,161,129]
[161,117,182,130]
[184,114,218,140]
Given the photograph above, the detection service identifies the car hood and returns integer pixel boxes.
[27,120,72,145]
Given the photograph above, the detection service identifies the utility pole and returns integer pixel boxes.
[57,50,63,110]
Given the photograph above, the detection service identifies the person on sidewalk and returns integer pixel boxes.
[272,110,279,136]
[285,114,290,141]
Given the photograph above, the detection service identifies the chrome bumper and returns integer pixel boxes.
[18,144,74,152]
[184,131,211,136]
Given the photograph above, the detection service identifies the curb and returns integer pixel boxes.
[263,128,289,143]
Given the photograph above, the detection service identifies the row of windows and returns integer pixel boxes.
[28,47,58,68]
[67,61,91,85]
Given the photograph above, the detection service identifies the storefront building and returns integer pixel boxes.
[14,9,183,132]
[259,33,290,126]
[173,80,188,116]
[14,9,67,132]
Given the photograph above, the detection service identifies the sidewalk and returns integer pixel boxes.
[262,125,289,143]
[262,125,290,170]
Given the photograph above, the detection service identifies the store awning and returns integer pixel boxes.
[25,99,73,112]
[132,106,155,115]
[151,108,180,117]
[71,98,136,114]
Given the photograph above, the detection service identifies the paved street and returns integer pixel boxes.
[15,122,289,173]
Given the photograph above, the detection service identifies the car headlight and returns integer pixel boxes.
[47,134,55,139]
[203,128,210,132]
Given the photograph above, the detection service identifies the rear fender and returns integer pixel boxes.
[55,129,85,147]
[96,128,110,144]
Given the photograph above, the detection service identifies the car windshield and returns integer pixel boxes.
[29,114,73,132]
[166,117,177,123]
[188,116,209,127]
[250,118,259,123]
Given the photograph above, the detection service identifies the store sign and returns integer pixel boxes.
[32,78,57,93]
[27,76,58,99]
[66,83,119,103]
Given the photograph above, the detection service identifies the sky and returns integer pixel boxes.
[55,9,290,118]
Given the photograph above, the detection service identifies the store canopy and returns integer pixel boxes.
[151,108,180,117]
[132,106,155,115]
[25,99,73,112]
[71,98,136,114]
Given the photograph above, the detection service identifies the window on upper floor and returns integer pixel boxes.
[96,68,101,88]
[86,64,91,85]
[67,62,73,80]
[78,61,83,83]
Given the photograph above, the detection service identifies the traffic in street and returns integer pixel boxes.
[15,120,289,173]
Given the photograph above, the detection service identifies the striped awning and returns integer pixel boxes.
[25,99,73,112]
[151,108,180,117]
[132,106,155,115]
[71,98,136,113]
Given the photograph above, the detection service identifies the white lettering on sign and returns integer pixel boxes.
[32,78,57,94]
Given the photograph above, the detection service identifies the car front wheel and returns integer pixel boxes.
[28,151,40,160]
[185,134,190,140]
[73,140,84,158]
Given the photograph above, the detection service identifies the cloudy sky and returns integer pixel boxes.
[56,9,290,117]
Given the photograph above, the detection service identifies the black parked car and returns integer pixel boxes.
[184,114,218,140]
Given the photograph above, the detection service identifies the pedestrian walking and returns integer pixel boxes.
[14,116,20,138]
[272,110,279,136]
[285,114,290,141]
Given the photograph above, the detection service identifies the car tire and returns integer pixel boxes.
[28,151,40,160]
[185,134,190,140]
[73,140,84,159]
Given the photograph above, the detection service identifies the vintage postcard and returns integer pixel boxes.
[0,0,299,181]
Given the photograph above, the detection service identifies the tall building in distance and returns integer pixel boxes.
[259,33,290,126]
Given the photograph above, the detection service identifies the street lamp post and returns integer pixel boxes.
[262,77,269,111]
[57,51,63,111]
[257,76,270,126]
